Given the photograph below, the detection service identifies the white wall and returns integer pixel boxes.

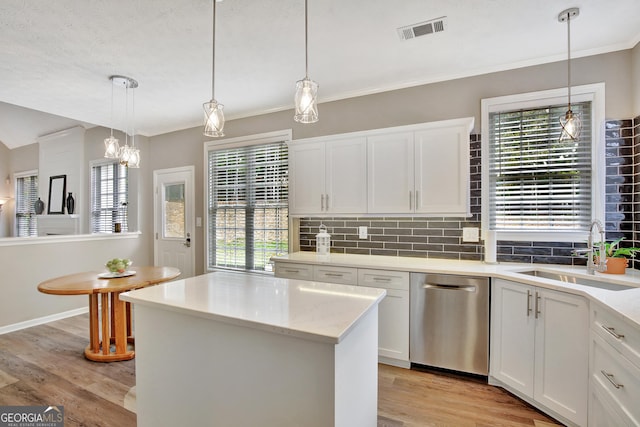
[0,142,10,237]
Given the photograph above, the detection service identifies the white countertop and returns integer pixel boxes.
[272,252,640,328]
[120,271,386,344]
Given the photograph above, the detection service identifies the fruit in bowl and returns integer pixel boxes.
[106,258,132,274]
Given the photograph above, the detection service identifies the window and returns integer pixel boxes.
[206,132,290,272]
[90,161,128,233]
[481,84,605,241]
[15,171,38,237]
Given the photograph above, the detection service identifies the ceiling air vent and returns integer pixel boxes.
[397,16,447,41]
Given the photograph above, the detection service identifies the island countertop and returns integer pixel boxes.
[120,271,386,344]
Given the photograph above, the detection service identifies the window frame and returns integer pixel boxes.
[89,159,129,234]
[14,169,39,237]
[204,129,292,273]
[481,83,605,242]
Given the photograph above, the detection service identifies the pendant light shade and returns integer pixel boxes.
[558,7,581,142]
[294,0,318,124]
[294,77,318,123]
[203,0,225,137]
[104,79,120,159]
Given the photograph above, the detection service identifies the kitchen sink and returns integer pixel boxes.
[515,270,636,291]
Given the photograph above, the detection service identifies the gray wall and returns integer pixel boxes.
[633,42,640,116]
[149,49,638,275]
[0,142,9,237]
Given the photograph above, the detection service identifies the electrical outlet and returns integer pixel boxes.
[462,227,479,242]
[358,226,368,239]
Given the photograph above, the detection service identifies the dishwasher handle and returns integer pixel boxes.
[422,283,476,292]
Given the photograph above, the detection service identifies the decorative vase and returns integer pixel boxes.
[66,192,75,215]
[34,197,45,215]
[604,257,628,274]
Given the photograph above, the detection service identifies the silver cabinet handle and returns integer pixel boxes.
[601,325,625,340]
[422,283,476,292]
[409,191,413,210]
[325,194,329,210]
[284,269,300,273]
[324,272,344,277]
[527,290,532,317]
[601,370,624,389]
[372,277,392,282]
[415,190,419,210]
[535,292,541,319]
[320,194,325,211]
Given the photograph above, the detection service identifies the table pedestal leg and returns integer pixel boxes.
[84,291,135,362]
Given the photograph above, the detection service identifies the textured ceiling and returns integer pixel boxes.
[0,0,639,149]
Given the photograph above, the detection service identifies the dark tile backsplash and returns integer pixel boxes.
[298,122,640,271]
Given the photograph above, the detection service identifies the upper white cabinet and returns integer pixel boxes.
[288,136,367,215]
[289,118,474,216]
[368,118,473,215]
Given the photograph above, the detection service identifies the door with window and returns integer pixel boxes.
[154,166,195,278]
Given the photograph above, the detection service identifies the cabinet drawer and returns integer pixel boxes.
[591,333,640,425]
[358,269,409,291]
[313,265,358,285]
[274,262,313,280]
[591,302,640,369]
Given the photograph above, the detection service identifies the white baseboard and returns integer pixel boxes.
[0,307,89,335]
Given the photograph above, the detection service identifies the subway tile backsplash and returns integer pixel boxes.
[298,122,640,271]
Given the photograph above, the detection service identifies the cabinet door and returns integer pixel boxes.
[325,137,367,213]
[414,127,469,215]
[490,279,535,396]
[358,269,409,362]
[534,288,588,426]
[288,142,325,214]
[367,132,414,213]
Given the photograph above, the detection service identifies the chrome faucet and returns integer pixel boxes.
[586,220,607,275]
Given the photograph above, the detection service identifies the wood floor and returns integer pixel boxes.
[0,313,562,426]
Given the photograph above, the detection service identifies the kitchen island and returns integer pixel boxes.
[120,271,386,427]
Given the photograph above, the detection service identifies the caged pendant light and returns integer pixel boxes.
[294,0,319,124]
[203,0,225,137]
[558,7,581,142]
[104,77,120,159]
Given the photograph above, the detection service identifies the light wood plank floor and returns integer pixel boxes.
[0,314,561,426]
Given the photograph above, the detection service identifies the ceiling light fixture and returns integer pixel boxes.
[294,0,318,124]
[203,0,225,137]
[558,7,581,142]
[104,75,140,168]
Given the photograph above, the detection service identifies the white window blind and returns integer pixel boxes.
[90,162,128,233]
[488,101,592,231]
[208,141,288,272]
[15,174,38,237]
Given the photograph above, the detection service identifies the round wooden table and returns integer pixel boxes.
[38,266,181,362]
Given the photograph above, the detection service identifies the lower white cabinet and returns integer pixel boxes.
[589,302,640,426]
[358,269,409,364]
[490,279,588,426]
[274,261,409,366]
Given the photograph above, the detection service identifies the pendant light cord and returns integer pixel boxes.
[109,80,115,138]
[566,11,571,110]
[211,0,216,100]
[304,0,308,78]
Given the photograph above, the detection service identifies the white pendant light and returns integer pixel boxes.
[558,7,581,142]
[294,0,318,124]
[203,0,225,137]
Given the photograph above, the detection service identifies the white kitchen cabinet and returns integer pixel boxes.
[367,117,473,215]
[288,136,367,215]
[313,265,358,286]
[490,279,588,426]
[358,269,409,365]
[589,302,640,426]
[274,262,314,281]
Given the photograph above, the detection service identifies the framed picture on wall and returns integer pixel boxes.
[47,175,66,214]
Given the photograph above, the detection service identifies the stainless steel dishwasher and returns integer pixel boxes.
[410,273,489,376]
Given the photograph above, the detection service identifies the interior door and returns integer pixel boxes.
[154,166,195,278]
